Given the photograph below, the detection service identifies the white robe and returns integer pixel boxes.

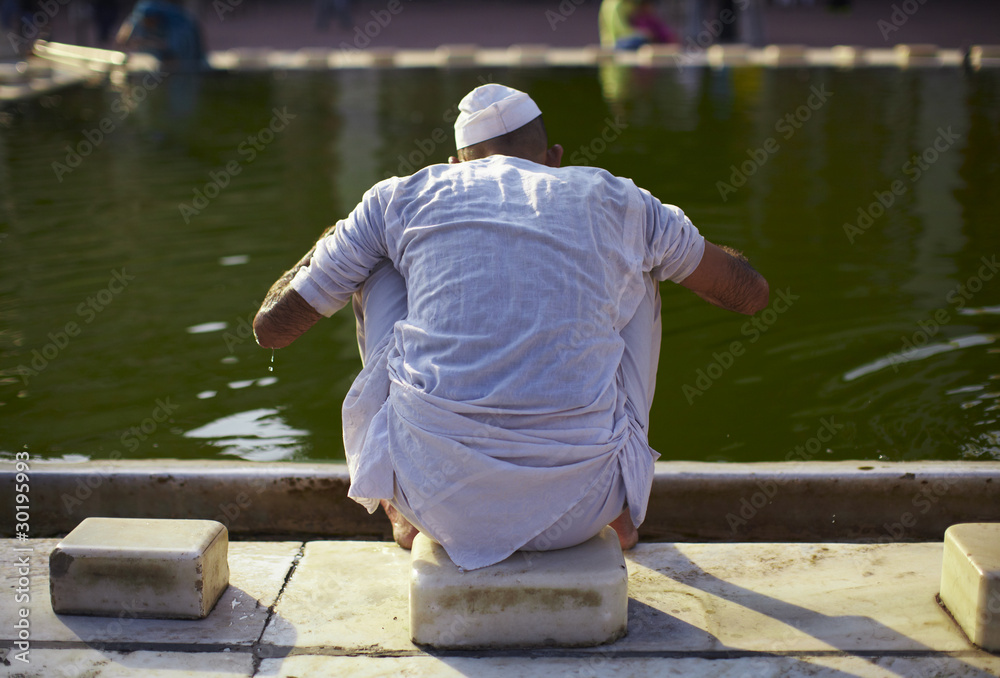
[292,155,705,570]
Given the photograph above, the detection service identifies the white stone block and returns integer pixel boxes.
[940,523,1000,651]
[409,526,627,648]
[49,518,229,620]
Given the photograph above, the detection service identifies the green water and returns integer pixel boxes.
[1,65,998,463]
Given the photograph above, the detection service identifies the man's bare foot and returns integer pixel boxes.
[609,509,638,551]
[380,499,419,549]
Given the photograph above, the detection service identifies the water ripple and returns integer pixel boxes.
[843,334,996,382]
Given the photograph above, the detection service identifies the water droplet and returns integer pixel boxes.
[269,350,275,372]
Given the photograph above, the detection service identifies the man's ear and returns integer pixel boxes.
[544,144,563,168]
[448,155,461,164]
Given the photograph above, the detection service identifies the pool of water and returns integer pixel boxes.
[1,64,998,464]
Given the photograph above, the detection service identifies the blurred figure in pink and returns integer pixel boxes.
[599,0,676,50]
[631,0,677,45]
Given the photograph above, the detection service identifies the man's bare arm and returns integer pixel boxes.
[680,241,769,315]
[253,225,339,349]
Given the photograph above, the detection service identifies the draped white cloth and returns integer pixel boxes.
[291,155,705,570]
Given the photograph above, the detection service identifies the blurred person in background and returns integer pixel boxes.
[633,0,677,44]
[600,0,677,50]
[116,0,206,70]
[4,0,50,53]
[93,0,120,46]
[315,0,352,31]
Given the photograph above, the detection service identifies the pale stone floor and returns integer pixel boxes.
[2,539,999,677]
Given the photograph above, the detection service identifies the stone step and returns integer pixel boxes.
[939,522,1000,652]
[49,518,229,620]
[8,538,1000,675]
[409,527,627,648]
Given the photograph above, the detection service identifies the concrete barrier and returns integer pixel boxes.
[193,45,975,72]
[7,43,991,103]
[3,459,998,541]
[643,460,1000,543]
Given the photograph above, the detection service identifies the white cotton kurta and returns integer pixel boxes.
[291,155,705,570]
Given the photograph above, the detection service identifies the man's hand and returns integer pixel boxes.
[253,247,322,349]
[680,241,769,315]
[254,287,320,349]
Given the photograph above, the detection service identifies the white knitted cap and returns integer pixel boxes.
[454,84,542,150]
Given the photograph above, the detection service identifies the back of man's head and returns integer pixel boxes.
[454,84,548,163]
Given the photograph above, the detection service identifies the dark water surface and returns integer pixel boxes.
[1,65,998,463]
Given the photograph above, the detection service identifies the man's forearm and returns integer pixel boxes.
[718,245,749,262]
[261,222,339,311]
[253,245,322,349]
[680,241,769,316]
[694,254,768,315]
[259,246,314,315]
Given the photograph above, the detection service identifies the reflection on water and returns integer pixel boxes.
[184,407,308,461]
[219,254,249,266]
[187,321,228,334]
[960,305,1000,316]
[0,66,998,463]
[843,334,996,382]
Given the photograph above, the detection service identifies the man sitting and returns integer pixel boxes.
[254,84,768,571]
